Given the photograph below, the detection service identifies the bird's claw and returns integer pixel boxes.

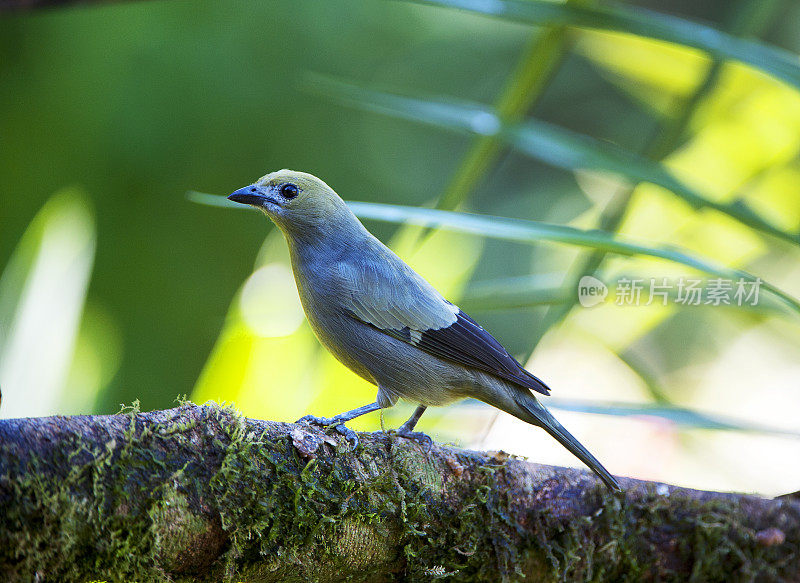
[332,424,360,449]
[296,414,360,450]
[297,414,335,426]
[395,429,433,451]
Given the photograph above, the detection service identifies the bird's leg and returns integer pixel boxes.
[297,402,381,426]
[296,402,381,449]
[395,405,432,450]
[397,404,426,432]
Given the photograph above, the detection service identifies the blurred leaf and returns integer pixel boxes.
[545,399,800,438]
[456,397,800,437]
[305,76,799,246]
[615,349,671,404]
[746,164,800,232]
[345,200,800,314]
[461,274,571,310]
[186,190,244,209]
[190,191,800,314]
[438,0,581,210]
[538,0,790,350]
[193,231,326,421]
[411,0,800,91]
[577,31,707,108]
[62,302,123,415]
[461,272,789,316]
[0,189,96,418]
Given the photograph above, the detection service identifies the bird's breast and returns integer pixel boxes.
[289,260,377,384]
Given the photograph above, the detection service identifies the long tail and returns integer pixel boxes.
[513,392,621,492]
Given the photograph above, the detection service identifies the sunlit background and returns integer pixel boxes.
[2,0,800,496]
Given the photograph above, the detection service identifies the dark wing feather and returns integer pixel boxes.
[335,249,550,396]
[385,310,551,396]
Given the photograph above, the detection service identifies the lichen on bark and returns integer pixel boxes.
[0,402,797,582]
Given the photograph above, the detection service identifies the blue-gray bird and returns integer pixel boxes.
[228,169,621,492]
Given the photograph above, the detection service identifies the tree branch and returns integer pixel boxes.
[0,403,797,582]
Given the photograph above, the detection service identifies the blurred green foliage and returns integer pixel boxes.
[3,0,800,491]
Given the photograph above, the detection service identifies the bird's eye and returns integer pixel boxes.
[280,183,299,199]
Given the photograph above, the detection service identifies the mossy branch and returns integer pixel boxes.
[0,402,797,582]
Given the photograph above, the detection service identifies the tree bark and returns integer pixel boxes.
[0,402,797,582]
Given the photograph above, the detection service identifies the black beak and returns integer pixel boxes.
[228,185,268,206]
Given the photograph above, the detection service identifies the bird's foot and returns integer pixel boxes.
[331,424,360,449]
[296,414,360,449]
[296,413,335,426]
[395,428,433,451]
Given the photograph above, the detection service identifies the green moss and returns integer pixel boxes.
[149,480,222,574]
[391,453,530,582]
[0,400,164,581]
[389,443,445,493]
[202,408,517,581]
[527,484,790,583]
[0,401,241,581]
[2,402,531,581]
[2,402,795,582]
[206,408,401,582]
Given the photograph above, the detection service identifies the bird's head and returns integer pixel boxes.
[228,169,350,235]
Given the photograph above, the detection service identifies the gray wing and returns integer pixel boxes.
[336,253,551,396]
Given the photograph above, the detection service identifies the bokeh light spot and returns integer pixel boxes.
[239,264,305,338]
